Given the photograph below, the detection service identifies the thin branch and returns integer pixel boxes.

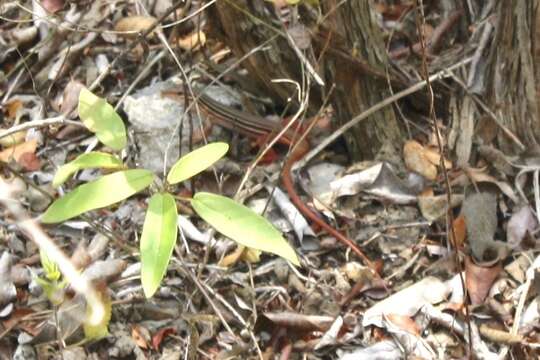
[0,178,105,326]
[0,116,84,140]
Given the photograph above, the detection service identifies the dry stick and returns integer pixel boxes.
[413,1,472,355]
[0,179,105,326]
[0,116,84,140]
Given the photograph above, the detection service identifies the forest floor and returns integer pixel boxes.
[0,1,539,359]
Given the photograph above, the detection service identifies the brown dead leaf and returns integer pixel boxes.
[152,327,176,350]
[479,324,523,344]
[449,214,466,249]
[0,130,26,148]
[2,307,34,330]
[60,80,85,117]
[506,205,538,249]
[403,140,437,180]
[218,246,245,267]
[132,324,151,349]
[115,16,157,38]
[18,152,41,171]
[4,99,23,120]
[465,167,519,203]
[417,193,464,222]
[177,31,206,51]
[0,139,38,166]
[465,256,502,305]
[423,146,452,169]
[219,246,260,267]
[262,312,335,332]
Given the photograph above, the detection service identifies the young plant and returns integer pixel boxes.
[35,248,66,306]
[43,88,300,298]
[36,249,112,341]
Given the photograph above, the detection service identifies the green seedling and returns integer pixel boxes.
[43,88,300,300]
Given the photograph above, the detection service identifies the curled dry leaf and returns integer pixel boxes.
[478,324,523,344]
[463,167,519,203]
[464,256,502,305]
[417,193,464,222]
[507,205,538,249]
[314,316,343,350]
[267,185,315,242]
[341,262,366,282]
[0,130,26,148]
[449,214,466,249]
[115,16,157,38]
[218,246,261,267]
[403,140,438,180]
[262,312,335,332]
[152,327,176,350]
[59,80,85,117]
[382,315,436,359]
[4,99,23,120]
[363,276,451,328]
[18,152,41,171]
[364,162,419,204]
[132,324,151,349]
[422,146,452,169]
[0,139,38,168]
[177,31,206,51]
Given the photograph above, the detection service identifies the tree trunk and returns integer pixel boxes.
[447,0,539,164]
[207,0,405,161]
[206,0,323,109]
[319,0,403,160]
[485,0,540,152]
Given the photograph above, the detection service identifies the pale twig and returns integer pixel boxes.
[284,28,324,86]
[0,178,105,326]
[0,116,84,140]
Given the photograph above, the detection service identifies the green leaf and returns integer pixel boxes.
[167,142,229,184]
[78,88,127,150]
[192,192,300,266]
[53,152,124,187]
[140,193,178,298]
[42,169,154,223]
[39,248,61,282]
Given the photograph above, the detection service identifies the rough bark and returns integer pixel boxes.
[319,0,403,160]
[207,0,407,161]
[535,0,540,103]
[206,0,322,109]
[485,0,540,152]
